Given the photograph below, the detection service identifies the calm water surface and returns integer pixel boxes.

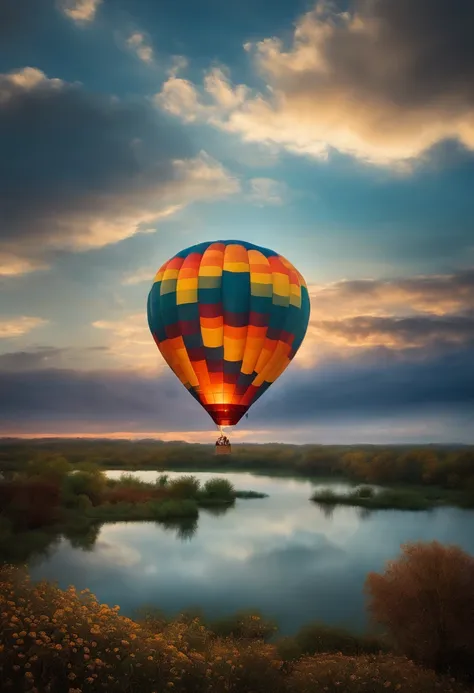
[30,470,474,634]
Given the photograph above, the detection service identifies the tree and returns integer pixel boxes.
[365,541,474,679]
[26,454,72,482]
[62,469,107,505]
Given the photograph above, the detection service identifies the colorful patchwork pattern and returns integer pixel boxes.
[147,240,310,426]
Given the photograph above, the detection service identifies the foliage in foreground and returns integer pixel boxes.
[366,541,474,680]
[0,566,471,693]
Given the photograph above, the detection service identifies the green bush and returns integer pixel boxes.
[62,469,107,505]
[168,475,201,499]
[355,486,375,499]
[201,477,235,500]
[234,490,269,499]
[310,488,337,503]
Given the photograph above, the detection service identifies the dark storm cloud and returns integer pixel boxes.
[0,368,203,430]
[312,314,474,348]
[256,347,474,424]
[0,346,108,372]
[0,346,473,432]
[320,0,474,108]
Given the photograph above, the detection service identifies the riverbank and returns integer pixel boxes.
[2,439,473,508]
[0,470,269,564]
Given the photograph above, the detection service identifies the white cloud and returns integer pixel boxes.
[126,32,154,64]
[296,269,474,366]
[59,0,101,23]
[0,67,240,274]
[248,178,288,206]
[156,1,474,166]
[0,316,48,339]
[121,267,155,286]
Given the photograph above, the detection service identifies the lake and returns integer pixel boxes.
[29,470,474,635]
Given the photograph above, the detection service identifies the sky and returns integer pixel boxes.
[0,0,473,443]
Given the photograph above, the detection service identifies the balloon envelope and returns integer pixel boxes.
[147,240,310,426]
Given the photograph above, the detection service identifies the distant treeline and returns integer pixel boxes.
[1,439,473,491]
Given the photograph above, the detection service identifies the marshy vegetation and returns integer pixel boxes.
[1,439,473,507]
[0,456,266,564]
[311,485,434,511]
[1,541,473,692]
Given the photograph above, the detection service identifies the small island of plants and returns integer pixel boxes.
[0,456,268,562]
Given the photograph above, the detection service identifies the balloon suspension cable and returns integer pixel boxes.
[216,424,230,444]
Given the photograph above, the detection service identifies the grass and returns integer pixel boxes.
[0,565,470,693]
[84,498,200,521]
[311,486,432,511]
[234,490,269,499]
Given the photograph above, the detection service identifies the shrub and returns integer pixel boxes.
[157,473,169,487]
[168,475,201,499]
[355,486,375,499]
[26,454,72,481]
[366,541,474,679]
[201,477,235,501]
[0,479,61,529]
[209,610,278,641]
[310,488,337,503]
[287,653,468,693]
[289,621,388,658]
[62,469,107,505]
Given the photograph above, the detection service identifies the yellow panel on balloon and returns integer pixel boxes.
[202,327,223,348]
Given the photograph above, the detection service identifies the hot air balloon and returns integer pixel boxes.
[147,240,310,453]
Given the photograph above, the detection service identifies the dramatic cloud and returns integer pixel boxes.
[59,0,101,23]
[310,315,474,349]
[0,67,239,275]
[157,0,474,165]
[259,347,474,426]
[297,268,474,364]
[0,346,472,437]
[0,346,109,371]
[308,269,474,319]
[0,317,48,339]
[126,32,154,64]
